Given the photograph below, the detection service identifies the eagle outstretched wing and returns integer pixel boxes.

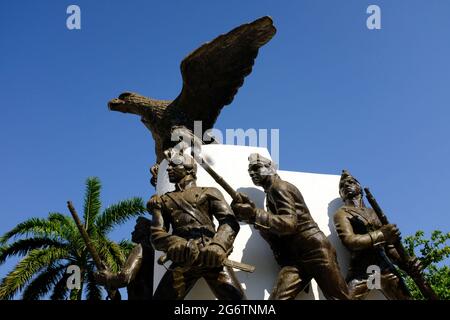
[171,16,276,130]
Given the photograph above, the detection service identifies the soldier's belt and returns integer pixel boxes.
[173,227,215,239]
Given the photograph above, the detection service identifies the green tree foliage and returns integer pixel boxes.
[0,177,146,300]
[402,230,450,299]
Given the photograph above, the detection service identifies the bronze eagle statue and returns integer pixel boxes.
[108,16,276,184]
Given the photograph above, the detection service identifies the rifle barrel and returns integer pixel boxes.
[363,189,439,300]
[198,160,242,203]
[67,201,103,268]
[67,201,119,300]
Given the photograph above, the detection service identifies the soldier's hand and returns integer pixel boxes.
[234,192,256,208]
[231,193,256,223]
[199,244,226,268]
[380,224,401,244]
[167,240,189,263]
[232,203,256,223]
[150,164,159,187]
[405,256,423,276]
[185,239,200,265]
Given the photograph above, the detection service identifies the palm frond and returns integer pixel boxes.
[0,237,67,265]
[50,271,70,300]
[47,213,83,251]
[85,264,103,300]
[0,217,65,245]
[48,212,77,233]
[0,247,69,299]
[104,238,127,269]
[95,198,146,234]
[95,239,122,273]
[69,288,80,300]
[118,240,135,257]
[83,177,102,233]
[22,264,66,300]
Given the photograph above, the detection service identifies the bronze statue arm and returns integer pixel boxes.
[149,199,187,252]
[94,244,143,289]
[208,188,240,252]
[254,188,297,236]
[333,209,385,251]
[107,244,143,289]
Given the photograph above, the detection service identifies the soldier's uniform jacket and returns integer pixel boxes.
[149,176,240,257]
[253,175,326,266]
[334,205,401,280]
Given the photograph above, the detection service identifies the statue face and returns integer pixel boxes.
[340,178,362,200]
[248,163,272,186]
[167,161,189,183]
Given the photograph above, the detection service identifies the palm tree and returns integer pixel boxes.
[0,177,146,300]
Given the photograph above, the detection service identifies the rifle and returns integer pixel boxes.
[364,188,439,300]
[67,201,121,300]
[157,239,255,273]
[170,127,243,203]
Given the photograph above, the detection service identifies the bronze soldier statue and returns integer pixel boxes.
[231,153,350,300]
[148,149,245,300]
[333,170,420,299]
[93,217,155,300]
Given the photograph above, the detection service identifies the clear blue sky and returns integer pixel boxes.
[1,0,449,296]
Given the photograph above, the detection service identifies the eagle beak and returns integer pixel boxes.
[108,98,124,111]
[108,92,133,113]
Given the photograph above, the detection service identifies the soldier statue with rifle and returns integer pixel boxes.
[93,217,155,300]
[231,153,350,300]
[67,203,155,300]
[147,148,248,300]
[333,170,436,300]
